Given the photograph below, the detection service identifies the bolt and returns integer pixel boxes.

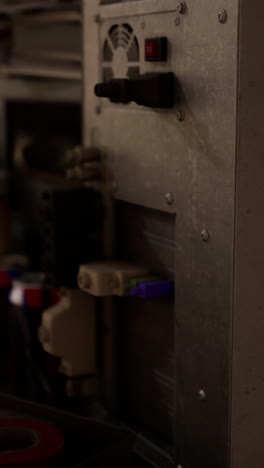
[165,192,174,205]
[175,16,181,26]
[176,1,186,14]
[176,110,185,121]
[198,389,207,401]
[201,229,210,242]
[218,9,227,24]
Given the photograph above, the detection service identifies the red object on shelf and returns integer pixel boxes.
[8,279,62,402]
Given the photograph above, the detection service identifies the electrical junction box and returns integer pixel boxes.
[83,1,264,468]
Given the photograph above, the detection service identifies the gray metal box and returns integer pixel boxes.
[83,1,264,467]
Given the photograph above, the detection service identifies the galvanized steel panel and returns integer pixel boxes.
[83,1,239,466]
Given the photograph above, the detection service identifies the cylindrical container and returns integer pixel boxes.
[0,254,29,280]
[0,256,29,389]
[8,274,64,403]
[23,283,64,406]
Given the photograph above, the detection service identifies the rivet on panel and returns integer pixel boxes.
[174,16,181,27]
[218,9,227,24]
[176,1,186,14]
[201,229,210,242]
[165,193,174,206]
[176,110,185,122]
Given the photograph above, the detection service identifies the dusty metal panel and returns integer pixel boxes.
[116,202,174,441]
[172,1,238,468]
[231,2,264,467]
[173,1,238,465]
[83,0,238,466]
[84,0,238,214]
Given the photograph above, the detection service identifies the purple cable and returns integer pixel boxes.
[130,280,174,299]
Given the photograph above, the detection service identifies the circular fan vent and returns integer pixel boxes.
[102,23,140,82]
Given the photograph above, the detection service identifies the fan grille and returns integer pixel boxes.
[102,23,140,81]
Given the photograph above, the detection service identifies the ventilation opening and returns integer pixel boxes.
[103,40,113,62]
[102,23,140,81]
[127,36,139,62]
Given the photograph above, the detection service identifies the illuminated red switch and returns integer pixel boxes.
[145,37,168,62]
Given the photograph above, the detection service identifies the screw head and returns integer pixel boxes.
[165,192,174,205]
[176,110,185,121]
[198,389,207,401]
[218,9,227,23]
[201,229,210,242]
[176,1,186,14]
[175,15,181,26]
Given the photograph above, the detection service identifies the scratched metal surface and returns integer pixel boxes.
[84,0,237,213]
[115,202,174,443]
[84,1,238,466]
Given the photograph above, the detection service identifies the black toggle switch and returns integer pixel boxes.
[94,73,175,109]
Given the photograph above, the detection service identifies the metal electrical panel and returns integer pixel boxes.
[83,1,264,467]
